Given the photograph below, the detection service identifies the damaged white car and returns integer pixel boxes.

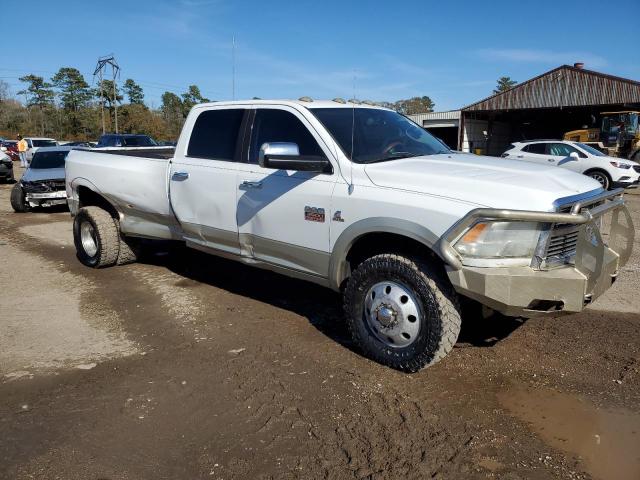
[11,146,73,212]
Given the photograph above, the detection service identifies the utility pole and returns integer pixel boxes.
[93,54,121,134]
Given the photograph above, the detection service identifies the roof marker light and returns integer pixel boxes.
[332,97,346,104]
[298,96,313,102]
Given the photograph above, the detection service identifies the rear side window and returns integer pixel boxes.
[102,136,116,147]
[249,109,324,163]
[523,143,547,154]
[188,109,245,161]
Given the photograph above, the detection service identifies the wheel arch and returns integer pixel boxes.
[72,179,120,220]
[583,167,612,178]
[329,217,445,291]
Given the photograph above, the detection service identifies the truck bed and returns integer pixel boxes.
[65,149,181,240]
[82,146,175,159]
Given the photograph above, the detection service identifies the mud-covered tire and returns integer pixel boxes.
[343,254,462,372]
[10,183,29,212]
[73,206,120,268]
[116,234,140,265]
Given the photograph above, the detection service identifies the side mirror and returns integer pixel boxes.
[569,152,580,160]
[259,142,331,173]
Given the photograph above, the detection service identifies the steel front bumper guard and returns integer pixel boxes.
[437,189,634,317]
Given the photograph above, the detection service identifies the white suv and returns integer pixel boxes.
[502,140,640,190]
[24,137,58,163]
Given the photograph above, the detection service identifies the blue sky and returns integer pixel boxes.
[4,0,639,111]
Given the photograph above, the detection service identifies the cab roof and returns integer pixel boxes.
[193,99,393,111]
[33,146,75,153]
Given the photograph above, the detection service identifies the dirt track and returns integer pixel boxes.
[1,166,639,480]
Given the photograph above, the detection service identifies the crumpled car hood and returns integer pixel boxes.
[21,167,65,183]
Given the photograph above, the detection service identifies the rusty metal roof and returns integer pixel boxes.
[462,65,640,112]
[408,110,461,123]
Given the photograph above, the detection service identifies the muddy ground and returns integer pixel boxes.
[1,166,639,480]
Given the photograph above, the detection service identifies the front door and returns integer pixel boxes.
[169,107,248,255]
[547,142,584,173]
[235,106,338,277]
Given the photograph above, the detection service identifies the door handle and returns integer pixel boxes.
[171,171,189,181]
[516,155,523,158]
[548,159,555,162]
[240,180,262,189]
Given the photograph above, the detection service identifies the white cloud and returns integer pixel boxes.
[477,48,608,68]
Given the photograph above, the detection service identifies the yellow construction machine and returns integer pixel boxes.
[564,111,640,161]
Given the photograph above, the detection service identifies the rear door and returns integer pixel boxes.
[517,143,550,165]
[235,106,338,277]
[169,106,248,255]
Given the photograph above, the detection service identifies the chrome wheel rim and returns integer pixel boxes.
[80,221,98,258]
[364,281,421,348]
[589,172,608,189]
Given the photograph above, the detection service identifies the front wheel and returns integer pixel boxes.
[10,183,29,212]
[343,254,462,372]
[73,207,120,268]
[586,170,611,190]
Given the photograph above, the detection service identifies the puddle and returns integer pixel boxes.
[499,386,640,480]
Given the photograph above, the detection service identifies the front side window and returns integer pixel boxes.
[312,108,449,164]
[549,143,581,157]
[188,109,245,161]
[30,151,68,169]
[249,109,324,163]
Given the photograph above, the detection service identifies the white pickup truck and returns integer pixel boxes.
[65,99,635,371]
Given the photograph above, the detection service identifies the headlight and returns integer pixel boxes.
[610,161,631,169]
[453,221,541,259]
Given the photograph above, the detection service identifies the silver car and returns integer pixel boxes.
[11,146,73,212]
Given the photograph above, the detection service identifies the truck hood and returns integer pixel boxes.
[364,153,602,211]
[21,167,65,183]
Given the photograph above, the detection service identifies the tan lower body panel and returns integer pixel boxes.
[447,247,620,318]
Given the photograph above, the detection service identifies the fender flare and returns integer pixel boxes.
[328,217,442,290]
[70,177,121,217]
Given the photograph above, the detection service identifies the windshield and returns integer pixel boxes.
[312,108,450,163]
[122,135,158,147]
[576,143,606,156]
[30,150,68,169]
[32,139,57,148]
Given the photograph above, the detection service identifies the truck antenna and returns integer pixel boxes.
[349,70,356,194]
[232,35,236,101]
